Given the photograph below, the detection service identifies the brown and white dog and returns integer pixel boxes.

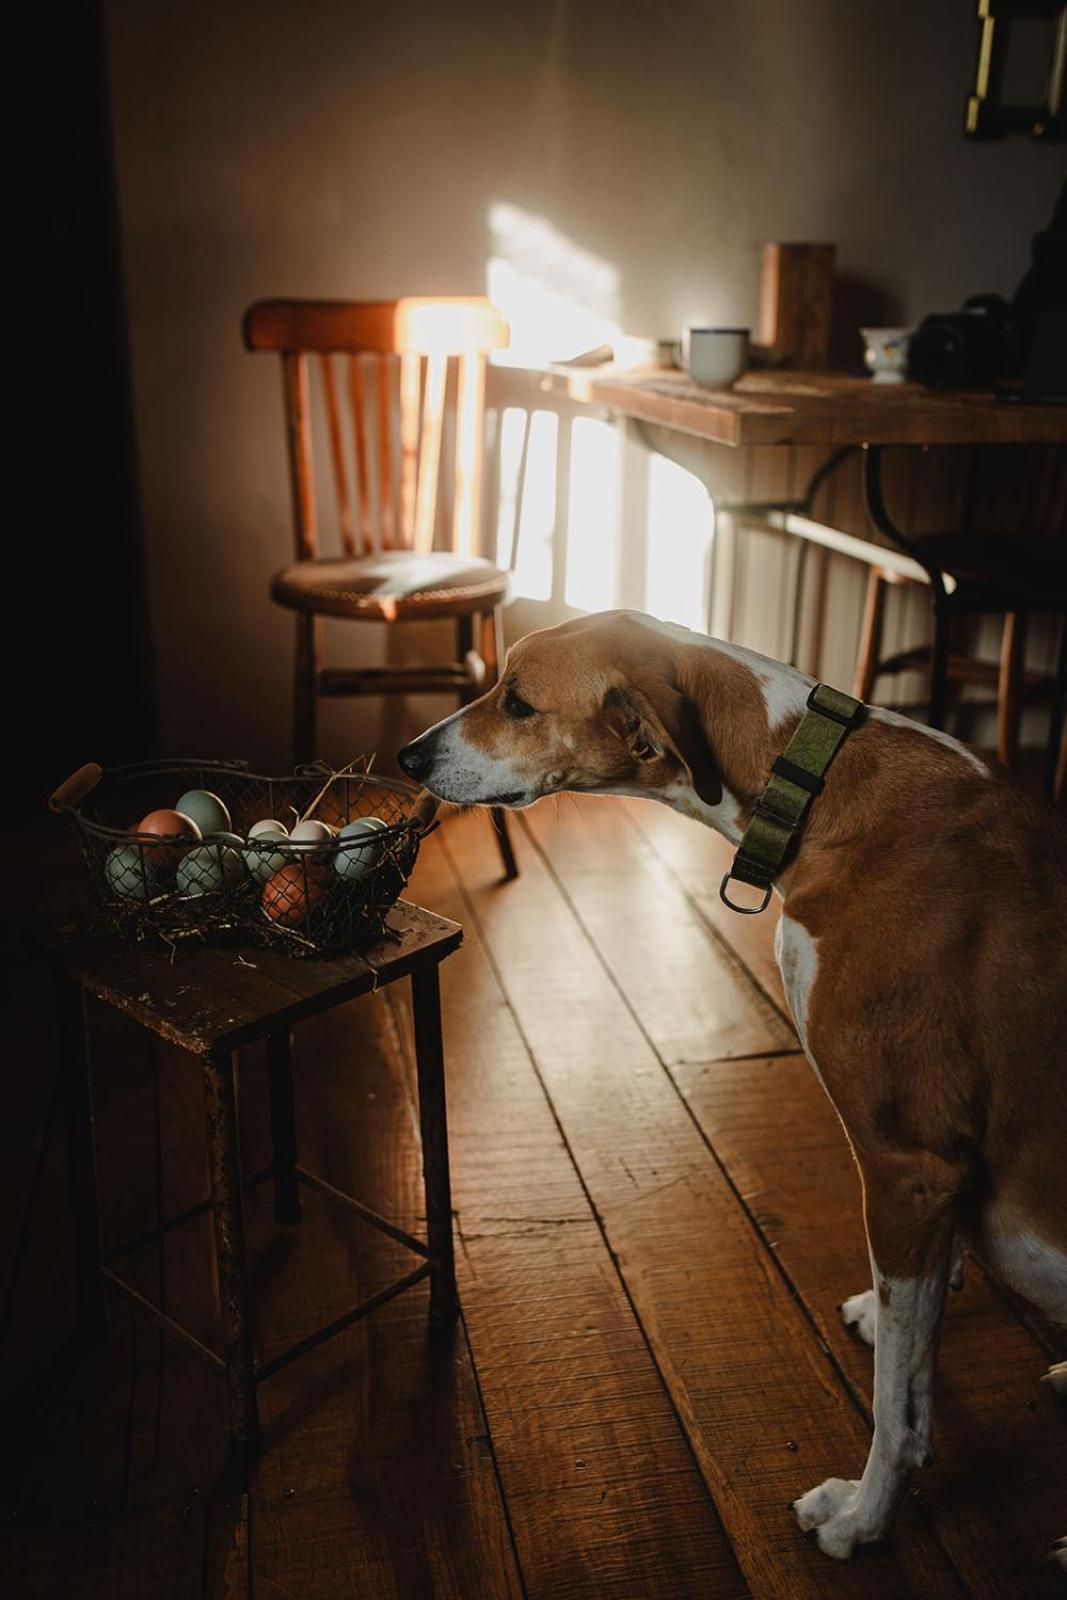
[398,608,1067,1565]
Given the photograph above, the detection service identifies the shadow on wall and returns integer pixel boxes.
[829,277,906,369]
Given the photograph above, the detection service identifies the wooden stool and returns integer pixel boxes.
[52,900,462,1459]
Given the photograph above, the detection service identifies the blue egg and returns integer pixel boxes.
[334,817,389,883]
[175,789,232,836]
[243,830,290,884]
[176,843,244,897]
[105,844,167,902]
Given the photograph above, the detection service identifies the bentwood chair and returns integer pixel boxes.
[244,297,518,877]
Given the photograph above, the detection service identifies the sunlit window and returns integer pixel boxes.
[495,407,558,602]
[565,417,620,613]
[644,452,714,633]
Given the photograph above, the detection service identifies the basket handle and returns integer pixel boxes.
[49,762,104,813]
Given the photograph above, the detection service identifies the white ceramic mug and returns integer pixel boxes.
[686,327,749,387]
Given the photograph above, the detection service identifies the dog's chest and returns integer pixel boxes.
[776,914,821,1070]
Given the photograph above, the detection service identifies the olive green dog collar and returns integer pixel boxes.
[719,683,866,915]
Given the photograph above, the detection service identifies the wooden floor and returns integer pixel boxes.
[2,798,1065,1599]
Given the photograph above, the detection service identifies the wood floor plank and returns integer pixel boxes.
[523,796,792,1064]
[619,798,789,1015]
[0,1502,208,1600]
[676,1050,1067,1599]
[402,832,748,1599]
[435,808,963,1600]
[246,990,521,1600]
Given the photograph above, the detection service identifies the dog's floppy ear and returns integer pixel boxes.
[602,679,722,807]
[602,685,668,763]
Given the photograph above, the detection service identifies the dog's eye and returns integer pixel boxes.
[503,686,537,720]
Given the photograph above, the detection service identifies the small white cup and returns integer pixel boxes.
[860,327,914,384]
[686,327,749,387]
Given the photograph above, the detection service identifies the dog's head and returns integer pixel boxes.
[397,611,728,813]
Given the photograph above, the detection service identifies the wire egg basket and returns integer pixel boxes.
[49,759,437,957]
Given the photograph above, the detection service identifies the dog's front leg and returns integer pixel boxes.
[841,1234,964,1347]
[794,1162,956,1559]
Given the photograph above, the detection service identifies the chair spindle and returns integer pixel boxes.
[413,355,447,556]
[282,352,316,560]
[319,355,356,557]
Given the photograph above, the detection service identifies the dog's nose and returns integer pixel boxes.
[397,738,433,783]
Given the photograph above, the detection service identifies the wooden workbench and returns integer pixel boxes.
[536,365,1067,449]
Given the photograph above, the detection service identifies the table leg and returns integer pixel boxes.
[411,964,457,1328]
[55,974,107,1339]
[202,1046,260,1453]
[266,1030,301,1225]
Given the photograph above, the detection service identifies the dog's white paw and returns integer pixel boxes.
[839,1289,877,1347]
[1050,1535,1066,1572]
[1042,1361,1067,1398]
[792,1477,877,1559]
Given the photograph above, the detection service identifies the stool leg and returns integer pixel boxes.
[411,965,457,1328]
[267,1030,301,1225]
[55,974,106,1340]
[202,1046,260,1454]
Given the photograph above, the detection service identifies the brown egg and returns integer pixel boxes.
[133,807,202,868]
[262,862,330,928]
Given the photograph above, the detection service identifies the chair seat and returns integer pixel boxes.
[914,534,1067,610]
[272,550,511,620]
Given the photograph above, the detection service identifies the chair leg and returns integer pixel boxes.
[293,613,319,765]
[411,964,457,1329]
[266,1030,301,1225]
[490,807,519,879]
[480,606,504,683]
[202,1047,260,1455]
[853,567,887,701]
[927,598,951,731]
[997,612,1026,773]
[55,975,107,1340]
[481,606,520,880]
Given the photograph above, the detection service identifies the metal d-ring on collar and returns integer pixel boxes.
[719,683,866,915]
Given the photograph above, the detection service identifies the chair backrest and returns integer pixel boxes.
[244,297,509,562]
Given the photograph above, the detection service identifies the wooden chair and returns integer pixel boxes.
[858,444,1067,800]
[244,297,518,877]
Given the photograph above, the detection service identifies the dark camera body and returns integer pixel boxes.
[908,294,1020,389]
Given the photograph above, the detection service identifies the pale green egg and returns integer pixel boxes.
[243,829,290,884]
[175,789,232,836]
[176,843,244,898]
[105,844,167,902]
[334,817,389,883]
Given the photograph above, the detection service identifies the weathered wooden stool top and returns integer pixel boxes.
[50,899,462,1053]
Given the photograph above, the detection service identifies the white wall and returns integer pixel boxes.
[105,0,1063,767]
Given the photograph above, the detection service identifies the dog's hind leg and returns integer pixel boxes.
[1043,1360,1067,1398]
[795,1153,959,1559]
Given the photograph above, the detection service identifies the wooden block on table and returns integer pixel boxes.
[758,242,836,368]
